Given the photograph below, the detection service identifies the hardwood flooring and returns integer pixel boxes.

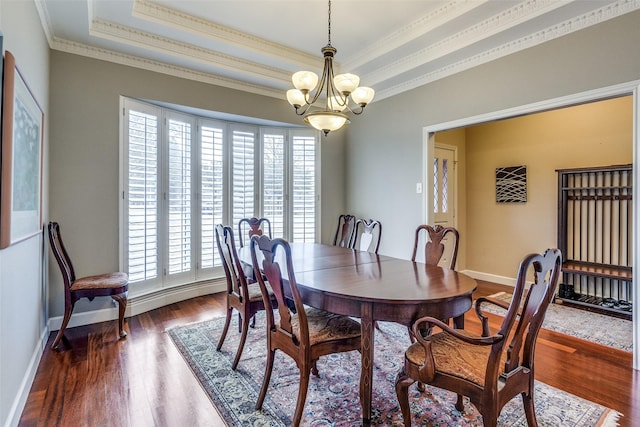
[19,282,638,426]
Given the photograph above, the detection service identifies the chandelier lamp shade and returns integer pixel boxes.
[286,1,375,136]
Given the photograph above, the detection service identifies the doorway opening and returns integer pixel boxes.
[423,82,639,370]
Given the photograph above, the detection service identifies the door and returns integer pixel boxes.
[433,144,457,268]
[433,144,456,227]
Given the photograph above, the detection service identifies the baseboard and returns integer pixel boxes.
[128,279,226,316]
[47,278,226,331]
[4,327,48,427]
[460,269,516,288]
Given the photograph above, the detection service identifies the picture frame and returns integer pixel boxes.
[495,165,527,203]
[1,50,44,249]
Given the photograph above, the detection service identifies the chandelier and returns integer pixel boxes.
[286,0,375,136]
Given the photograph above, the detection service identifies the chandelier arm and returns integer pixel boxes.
[294,104,310,116]
[305,54,331,107]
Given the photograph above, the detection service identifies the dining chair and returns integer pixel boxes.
[250,235,362,426]
[395,248,562,427]
[215,224,276,370]
[237,217,272,247]
[332,214,356,248]
[350,218,382,254]
[411,224,459,269]
[47,221,128,350]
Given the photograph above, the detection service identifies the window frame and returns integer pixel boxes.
[119,97,320,296]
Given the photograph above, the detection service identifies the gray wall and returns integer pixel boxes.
[346,10,640,261]
[48,51,346,317]
[0,2,50,426]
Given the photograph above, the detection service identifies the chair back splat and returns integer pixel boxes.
[333,214,356,248]
[350,218,382,254]
[411,224,459,269]
[250,235,361,426]
[47,222,128,350]
[238,217,272,247]
[395,248,562,427]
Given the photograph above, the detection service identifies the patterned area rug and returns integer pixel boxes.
[167,315,622,426]
[481,292,632,352]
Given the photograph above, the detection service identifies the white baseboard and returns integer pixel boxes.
[47,278,226,331]
[460,269,516,288]
[5,327,48,427]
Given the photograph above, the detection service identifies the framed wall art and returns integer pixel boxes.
[1,50,44,249]
[495,165,527,203]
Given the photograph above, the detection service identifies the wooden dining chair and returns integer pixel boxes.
[332,214,356,248]
[411,224,459,269]
[47,222,128,350]
[215,224,276,370]
[237,217,272,247]
[350,218,382,254]
[395,248,562,427]
[250,235,362,426]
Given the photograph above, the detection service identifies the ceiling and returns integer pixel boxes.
[35,0,639,102]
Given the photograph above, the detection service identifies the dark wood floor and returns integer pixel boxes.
[19,281,638,426]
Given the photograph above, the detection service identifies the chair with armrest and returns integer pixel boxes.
[215,224,276,370]
[47,221,128,350]
[238,217,272,248]
[395,248,562,427]
[332,214,356,248]
[411,224,459,269]
[250,234,362,426]
[350,218,382,254]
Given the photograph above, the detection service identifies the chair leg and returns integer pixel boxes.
[395,370,414,427]
[256,348,275,410]
[112,294,128,339]
[52,303,75,350]
[231,312,250,370]
[217,307,233,351]
[455,394,464,412]
[292,367,311,427]
[522,391,538,426]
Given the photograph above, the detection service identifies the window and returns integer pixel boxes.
[120,98,319,295]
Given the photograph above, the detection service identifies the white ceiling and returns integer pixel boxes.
[35,0,640,102]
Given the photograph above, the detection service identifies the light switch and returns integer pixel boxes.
[416,183,423,194]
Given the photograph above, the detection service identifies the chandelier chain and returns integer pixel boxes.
[327,0,332,46]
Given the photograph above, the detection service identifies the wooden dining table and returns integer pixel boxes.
[240,242,477,425]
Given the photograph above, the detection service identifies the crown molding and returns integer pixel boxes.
[48,36,285,100]
[375,0,640,101]
[131,0,322,71]
[36,0,640,105]
[365,0,573,87]
[89,18,292,85]
[344,0,489,71]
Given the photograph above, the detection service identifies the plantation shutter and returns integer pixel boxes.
[125,105,159,283]
[291,132,317,242]
[200,123,225,268]
[166,115,193,276]
[262,130,286,238]
[231,127,256,240]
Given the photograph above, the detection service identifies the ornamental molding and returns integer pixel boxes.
[132,0,321,70]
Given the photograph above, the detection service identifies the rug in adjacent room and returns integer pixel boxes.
[167,316,621,426]
[480,292,632,352]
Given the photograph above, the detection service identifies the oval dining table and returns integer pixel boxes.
[240,242,477,426]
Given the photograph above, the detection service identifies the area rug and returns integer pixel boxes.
[481,292,632,352]
[167,315,622,426]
